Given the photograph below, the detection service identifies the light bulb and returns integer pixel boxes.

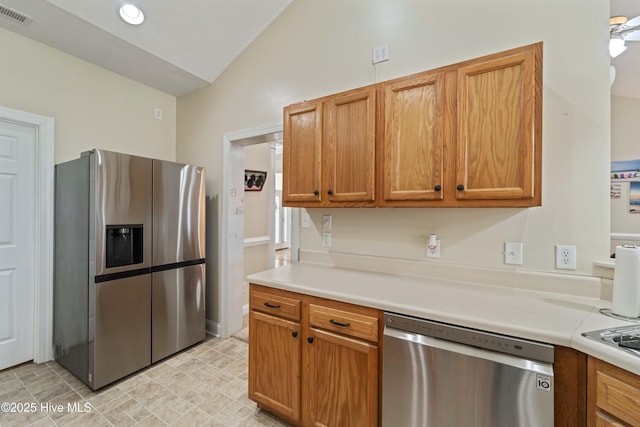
[119,4,144,25]
[609,38,627,58]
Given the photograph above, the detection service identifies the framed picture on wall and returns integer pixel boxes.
[630,181,640,214]
[611,159,640,181]
[244,170,267,191]
[611,183,622,198]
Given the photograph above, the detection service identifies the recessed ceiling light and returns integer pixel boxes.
[119,4,144,25]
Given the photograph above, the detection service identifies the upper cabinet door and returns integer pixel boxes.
[456,44,542,204]
[283,101,323,204]
[382,72,446,202]
[324,87,376,204]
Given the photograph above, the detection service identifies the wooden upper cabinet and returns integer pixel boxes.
[455,43,542,205]
[324,87,376,205]
[283,101,323,204]
[381,72,446,203]
[282,42,542,208]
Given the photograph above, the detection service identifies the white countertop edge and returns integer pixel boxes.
[248,262,640,376]
[593,259,615,268]
[249,277,577,345]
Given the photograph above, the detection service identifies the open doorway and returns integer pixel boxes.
[274,142,292,268]
[219,123,299,338]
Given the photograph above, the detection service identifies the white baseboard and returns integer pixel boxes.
[205,319,221,337]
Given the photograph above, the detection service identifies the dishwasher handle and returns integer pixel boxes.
[384,326,554,376]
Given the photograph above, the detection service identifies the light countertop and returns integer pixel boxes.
[247,261,640,376]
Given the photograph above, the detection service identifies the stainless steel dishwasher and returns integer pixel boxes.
[382,312,555,427]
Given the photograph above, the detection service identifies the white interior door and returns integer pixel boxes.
[0,119,36,369]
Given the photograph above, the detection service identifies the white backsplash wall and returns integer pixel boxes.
[302,204,607,276]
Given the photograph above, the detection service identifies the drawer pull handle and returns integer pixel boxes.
[292,331,298,338]
[329,319,351,327]
[308,337,314,344]
[263,302,281,309]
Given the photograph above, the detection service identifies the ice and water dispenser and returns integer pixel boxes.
[105,225,143,268]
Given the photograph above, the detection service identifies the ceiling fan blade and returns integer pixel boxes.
[612,15,640,37]
[624,14,640,28]
[624,31,640,41]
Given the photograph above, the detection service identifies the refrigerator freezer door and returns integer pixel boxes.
[93,274,151,390]
[152,264,206,363]
[94,150,153,276]
[152,160,206,266]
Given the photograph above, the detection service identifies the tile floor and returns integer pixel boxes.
[274,248,291,268]
[0,334,288,427]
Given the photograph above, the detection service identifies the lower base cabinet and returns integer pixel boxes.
[249,310,302,422]
[249,283,639,427]
[248,284,382,427]
[588,356,640,427]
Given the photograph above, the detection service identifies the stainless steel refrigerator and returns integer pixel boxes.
[54,149,205,390]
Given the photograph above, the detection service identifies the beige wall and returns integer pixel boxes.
[243,144,272,239]
[611,95,640,235]
[243,143,273,305]
[0,28,176,163]
[177,0,611,326]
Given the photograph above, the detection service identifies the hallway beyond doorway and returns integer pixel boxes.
[274,248,291,268]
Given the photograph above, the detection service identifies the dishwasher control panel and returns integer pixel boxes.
[384,312,554,363]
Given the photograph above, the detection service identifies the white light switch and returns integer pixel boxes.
[322,215,332,232]
[301,211,311,229]
[322,232,331,247]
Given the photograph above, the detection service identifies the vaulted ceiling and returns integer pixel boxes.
[0,0,291,96]
[1,1,639,99]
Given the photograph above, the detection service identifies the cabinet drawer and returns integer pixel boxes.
[309,303,378,342]
[595,411,627,427]
[251,290,301,321]
[596,369,640,427]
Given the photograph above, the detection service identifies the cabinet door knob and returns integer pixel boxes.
[307,337,314,344]
[434,185,441,192]
[456,184,465,191]
[313,190,319,196]
[292,331,298,338]
[327,189,333,195]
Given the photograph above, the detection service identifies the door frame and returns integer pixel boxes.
[218,123,285,338]
[0,106,55,363]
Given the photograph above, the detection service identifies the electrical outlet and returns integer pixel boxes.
[322,232,331,247]
[504,242,523,265]
[426,236,440,258]
[555,245,577,270]
[372,44,389,64]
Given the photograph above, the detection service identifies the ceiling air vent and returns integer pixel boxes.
[0,3,33,24]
